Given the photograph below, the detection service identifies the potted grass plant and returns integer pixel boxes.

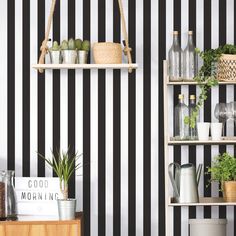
[49,41,61,64]
[61,38,77,64]
[39,149,82,220]
[207,152,236,202]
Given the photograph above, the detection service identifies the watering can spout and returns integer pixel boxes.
[196,164,203,185]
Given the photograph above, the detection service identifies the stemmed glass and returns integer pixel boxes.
[214,103,227,136]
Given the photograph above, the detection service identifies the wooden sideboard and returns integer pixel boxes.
[0,213,83,236]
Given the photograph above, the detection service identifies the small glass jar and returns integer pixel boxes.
[0,171,17,221]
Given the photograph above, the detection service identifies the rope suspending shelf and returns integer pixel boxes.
[37,0,135,73]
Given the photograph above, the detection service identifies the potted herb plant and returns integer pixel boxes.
[76,39,90,64]
[207,152,236,202]
[185,44,236,128]
[39,149,82,220]
[61,38,77,64]
[49,41,61,64]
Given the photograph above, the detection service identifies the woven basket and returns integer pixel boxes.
[217,54,236,81]
[93,42,122,64]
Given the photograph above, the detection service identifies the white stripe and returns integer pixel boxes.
[60,0,68,151]
[196,0,204,219]
[121,71,129,236]
[15,0,23,176]
[227,0,234,44]
[30,0,38,177]
[105,0,114,235]
[75,0,83,212]
[90,0,98,234]
[166,0,173,56]
[45,0,53,177]
[137,0,144,235]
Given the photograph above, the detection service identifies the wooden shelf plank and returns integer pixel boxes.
[168,137,236,145]
[167,79,236,85]
[169,197,236,206]
[32,63,138,70]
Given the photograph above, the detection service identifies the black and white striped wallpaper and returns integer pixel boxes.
[1,0,236,235]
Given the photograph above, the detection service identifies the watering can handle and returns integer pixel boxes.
[168,163,180,197]
[196,164,203,185]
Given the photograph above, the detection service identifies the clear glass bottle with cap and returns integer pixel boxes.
[174,94,189,140]
[189,95,198,140]
[168,31,183,81]
[183,31,198,80]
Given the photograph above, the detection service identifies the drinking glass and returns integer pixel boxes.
[214,103,227,136]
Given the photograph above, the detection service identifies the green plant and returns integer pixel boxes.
[38,149,82,200]
[81,40,90,51]
[50,41,60,51]
[68,38,76,50]
[207,153,236,187]
[185,44,236,128]
[61,40,68,50]
[75,38,82,50]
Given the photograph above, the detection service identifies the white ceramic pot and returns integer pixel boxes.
[77,50,88,64]
[57,199,76,220]
[61,50,77,64]
[211,122,223,141]
[197,122,210,141]
[189,219,227,236]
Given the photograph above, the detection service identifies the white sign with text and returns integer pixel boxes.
[15,177,63,216]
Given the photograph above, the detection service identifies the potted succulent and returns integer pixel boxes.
[185,44,236,128]
[76,39,90,64]
[49,41,61,64]
[39,149,82,220]
[61,38,77,64]
[207,152,236,202]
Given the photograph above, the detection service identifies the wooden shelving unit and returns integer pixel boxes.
[32,63,138,70]
[163,60,236,236]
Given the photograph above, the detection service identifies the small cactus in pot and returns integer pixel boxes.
[49,41,62,64]
[61,39,77,64]
[77,39,90,64]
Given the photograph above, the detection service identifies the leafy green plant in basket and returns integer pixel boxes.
[38,149,82,200]
[184,44,236,128]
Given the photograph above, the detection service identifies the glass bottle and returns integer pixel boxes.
[0,171,17,221]
[183,31,198,80]
[174,94,189,140]
[168,31,183,81]
[189,95,198,140]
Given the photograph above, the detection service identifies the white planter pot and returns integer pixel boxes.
[189,219,227,236]
[61,50,77,64]
[197,122,210,141]
[57,199,76,220]
[211,122,223,141]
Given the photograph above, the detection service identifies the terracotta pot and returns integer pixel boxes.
[223,181,236,202]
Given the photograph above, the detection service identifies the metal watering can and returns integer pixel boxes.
[168,163,202,203]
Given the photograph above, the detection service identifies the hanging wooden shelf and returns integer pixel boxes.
[32,63,138,70]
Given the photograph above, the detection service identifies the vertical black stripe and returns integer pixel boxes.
[143,0,151,234]
[173,1,181,235]
[189,0,197,221]
[113,0,121,234]
[189,87,196,219]
[23,0,30,177]
[37,0,45,177]
[83,0,91,234]
[128,0,136,235]
[7,0,15,171]
[219,0,227,220]
[203,0,212,219]
[98,0,106,234]
[158,0,166,234]
[53,0,60,174]
[68,0,76,198]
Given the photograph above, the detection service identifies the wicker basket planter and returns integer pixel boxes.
[217,54,236,81]
[93,42,122,64]
[223,181,236,202]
